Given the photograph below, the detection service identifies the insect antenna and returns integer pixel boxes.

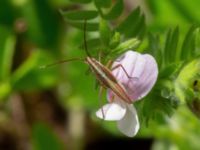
[39,58,84,69]
[83,19,91,57]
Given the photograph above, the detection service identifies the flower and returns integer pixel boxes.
[96,50,158,137]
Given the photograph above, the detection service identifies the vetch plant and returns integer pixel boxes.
[96,50,158,137]
[61,0,200,140]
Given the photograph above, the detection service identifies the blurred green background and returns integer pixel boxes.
[0,0,200,150]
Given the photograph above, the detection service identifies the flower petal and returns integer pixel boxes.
[117,104,140,137]
[107,89,115,102]
[112,51,142,84]
[127,54,158,100]
[111,50,158,101]
[96,102,126,121]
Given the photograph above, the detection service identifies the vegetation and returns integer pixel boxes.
[0,0,200,149]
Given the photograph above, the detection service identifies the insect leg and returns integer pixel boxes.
[98,86,105,120]
[111,64,139,80]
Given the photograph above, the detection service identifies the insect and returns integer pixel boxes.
[41,20,133,115]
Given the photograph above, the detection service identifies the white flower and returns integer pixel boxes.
[96,50,158,137]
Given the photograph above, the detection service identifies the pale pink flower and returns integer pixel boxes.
[96,50,158,137]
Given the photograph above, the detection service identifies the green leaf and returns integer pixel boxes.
[126,14,146,38]
[102,0,123,20]
[80,38,101,50]
[0,0,15,27]
[66,20,98,31]
[32,123,63,150]
[11,50,58,91]
[163,29,172,64]
[136,15,146,39]
[62,10,98,20]
[175,58,200,103]
[168,0,200,23]
[22,0,60,50]
[164,27,179,64]
[70,0,92,4]
[0,81,11,100]
[194,27,200,56]
[159,63,181,79]
[94,0,112,8]
[109,32,121,49]
[180,25,196,60]
[169,26,179,61]
[147,33,162,68]
[11,52,39,86]
[115,7,141,37]
[110,38,140,57]
[0,26,16,81]
[142,90,175,124]
[99,19,111,46]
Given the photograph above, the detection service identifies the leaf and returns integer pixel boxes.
[70,0,92,4]
[0,81,11,100]
[22,0,60,50]
[102,0,123,20]
[0,0,15,26]
[66,20,98,31]
[62,10,98,20]
[164,27,179,64]
[32,123,63,150]
[168,0,200,23]
[169,26,179,61]
[136,16,146,39]
[115,7,141,37]
[126,14,145,38]
[142,90,175,124]
[80,38,101,50]
[194,27,200,56]
[94,0,112,8]
[147,33,162,68]
[99,19,111,46]
[11,50,58,91]
[175,58,200,103]
[163,29,172,64]
[109,32,121,49]
[159,63,181,79]
[0,26,16,81]
[180,25,196,60]
[110,38,140,57]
